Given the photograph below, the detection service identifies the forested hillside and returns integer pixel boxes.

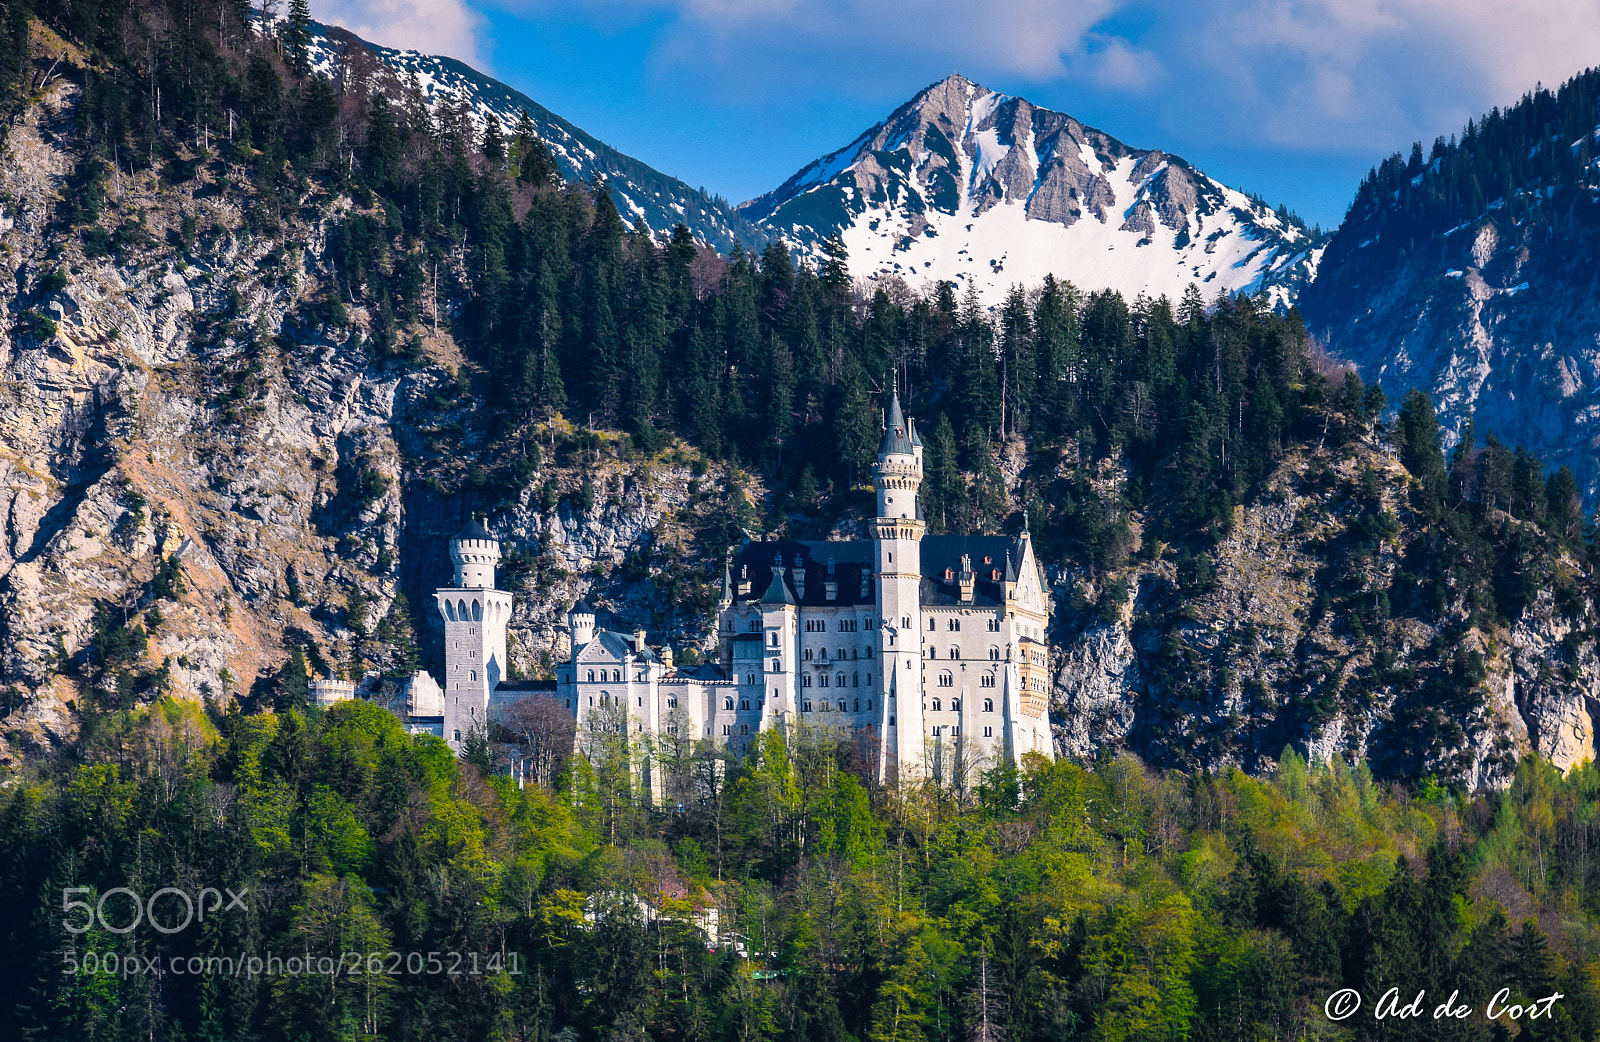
[2,699,1598,1040]
[1300,66,1600,500]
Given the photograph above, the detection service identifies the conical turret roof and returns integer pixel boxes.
[879,386,914,456]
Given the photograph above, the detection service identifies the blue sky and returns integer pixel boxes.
[318,0,1600,230]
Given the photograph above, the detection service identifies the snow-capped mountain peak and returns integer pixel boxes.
[742,73,1325,306]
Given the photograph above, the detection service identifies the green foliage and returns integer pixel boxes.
[6,692,1600,1041]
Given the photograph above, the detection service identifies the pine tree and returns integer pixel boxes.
[284,0,312,76]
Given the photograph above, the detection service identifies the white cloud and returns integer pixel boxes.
[316,0,485,65]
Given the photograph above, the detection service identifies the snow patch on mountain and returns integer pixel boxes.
[743,74,1325,307]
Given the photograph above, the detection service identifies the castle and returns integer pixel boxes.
[387,388,1054,787]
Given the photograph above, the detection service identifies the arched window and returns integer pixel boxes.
[740,724,749,735]
[819,647,828,660]
[949,619,960,631]
[804,700,813,712]
[746,673,756,686]
[586,670,595,682]
[950,647,960,659]
[929,618,936,631]
[868,699,873,710]
[853,673,860,687]
[453,729,461,742]
[740,698,750,710]
[951,698,961,712]
[589,696,594,706]
[469,669,477,682]
[981,674,996,688]
[939,672,953,687]
[983,698,994,712]
[989,646,1000,660]
[472,600,482,621]
[928,647,936,659]
[769,632,778,646]
[836,673,845,688]
[837,700,846,712]
[565,699,571,708]
[853,700,860,712]
[889,715,896,726]
[615,670,623,682]
[819,674,829,688]
[749,620,759,632]
[637,696,643,707]
[866,673,873,685]
[804,648,812,661]
[724,696,734,710]
[601,691,609,703]
[802,674,812,687]
[445,601,456,621]
[932,698,942,712]
[457,599,468,619]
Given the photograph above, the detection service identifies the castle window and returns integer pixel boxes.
[472,600,482,621]
[983,726,993,737]
[928,648,936,659]
[565,699,571,708]
[740,724,749,735]
[746,673,756,686]
[804,701,812,712]
[951,698,961,712]
[668,697,677,708]
[445,602,455,621]
[454,730,461,742]
[867,674,872,686]
[981,675,996,688]
[637,697,643,707]
[990,646,1000,660]
[740,699,750,710]
[725,697,734,710]
[931,725,941,736]
[983,556,991,565]
[770,659,780,672]
[865,647,874,658]
[819,647,827,660]
[819,675,829,688]
[902,616,911,629]
[469,670,477,682]
[983,698,993,712]
[944,568,954,580]
[804,649,812,661]
[457,599,468,619]
[769,632,777,646]
[939,672,953,687]
[802,674,812,687]
[586,670,594,682]
[838,647,846,660]
[949,647,960,659]
[723,725,731,735]
[589,696,594,706]
[929,618,936,631]
[948,619,959,631]
[853,700,860,712]
[932,698,941,712]
[953,726,960,736]
[749,620,759,632]
[838,700,846,712]
[601,692,609,703]
[868,699,873,709]
[989,618,1000,631]
[889,715,895,726]
[835,673,845,688]
[853,673,860,687]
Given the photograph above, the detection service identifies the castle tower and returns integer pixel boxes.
[873,385,925,783]
[435,517,514,753]
[569,600,596,658]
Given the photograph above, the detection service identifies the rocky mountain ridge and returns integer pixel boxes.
[741,73,1326,306]
[301,22,766,253]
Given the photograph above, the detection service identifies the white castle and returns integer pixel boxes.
[391,388,1054,788]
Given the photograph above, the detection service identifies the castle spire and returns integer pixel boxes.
[880,380,913,456]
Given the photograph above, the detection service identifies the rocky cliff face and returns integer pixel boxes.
[741,73,1326,306]
[1050,440,1598,785]
[0,75,743,762]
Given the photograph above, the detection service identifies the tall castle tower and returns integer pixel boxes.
[435,517,514,752]
[873,386,925,781]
